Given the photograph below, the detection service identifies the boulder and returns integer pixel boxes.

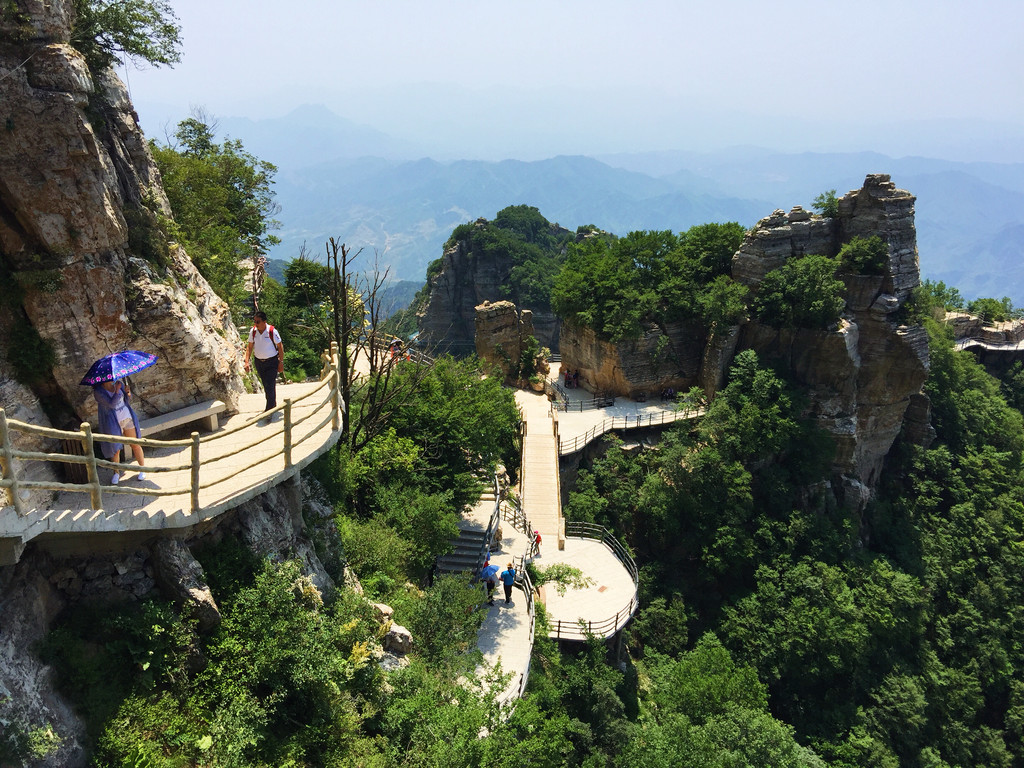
[383,623,413,655]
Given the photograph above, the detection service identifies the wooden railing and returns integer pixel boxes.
[0,346,343,516]
[555,406,704,456]
[548,522,639,641]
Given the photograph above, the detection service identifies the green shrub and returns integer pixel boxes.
[812,189,839,218]
[838,235,888,275]
[754,255,846,329]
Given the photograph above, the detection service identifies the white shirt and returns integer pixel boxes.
[251,325,281,360]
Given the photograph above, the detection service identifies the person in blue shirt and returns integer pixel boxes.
[499,562,516,604]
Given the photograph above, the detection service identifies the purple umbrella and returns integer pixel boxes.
[79,350,158,386]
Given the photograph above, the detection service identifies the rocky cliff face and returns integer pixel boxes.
[0,475,338,767]
[474,300,549,384]
[562,175,930,501]
[735,175,929,496]
[416,218,563,352]
[0,0,246,442]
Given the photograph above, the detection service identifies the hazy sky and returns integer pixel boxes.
[125,0,1024,161]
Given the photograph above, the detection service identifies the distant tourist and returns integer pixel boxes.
[572,369,579,388]
[532,530,542,558]
[93,379,145,484]
[244,311,284,413]
[500,562,517,604]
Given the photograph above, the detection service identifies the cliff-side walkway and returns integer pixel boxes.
[0,354,343,565]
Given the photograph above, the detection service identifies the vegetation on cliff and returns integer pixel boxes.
[565,317,1024,766]
[440,204,576,310]
[150,116,281,312]
[70,0,181,72]
[551,222,747,339]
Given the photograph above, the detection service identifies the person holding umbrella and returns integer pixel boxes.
[480,560,500,606]
[81,350,157,485]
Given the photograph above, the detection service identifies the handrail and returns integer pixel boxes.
[556,406,704,456]
[500,493,531,539]
[548,392,615,414]
[564,521,639,584]
[493,555,535,707]
[474,474,502,576]
[0,345,344,517]
[548,522,640,641]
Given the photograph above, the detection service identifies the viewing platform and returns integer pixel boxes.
[0,351,343,565]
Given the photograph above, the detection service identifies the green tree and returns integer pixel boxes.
[838,235,888,275]
[754,255,846,329]
[150,116,280,309]
[967,295,1019,324]
[70,0,181,71]
[812,189,839,218]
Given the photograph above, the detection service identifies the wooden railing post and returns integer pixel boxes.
[283,399,293,469]
[82,423,102,511]
[0,408,24,514]
[190,432,201,514]
[331,344,341,431]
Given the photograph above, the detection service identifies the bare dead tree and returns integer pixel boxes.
[324,238,437,452]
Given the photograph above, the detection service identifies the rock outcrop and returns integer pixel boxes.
[0,0,246,444]
[559,319,706,397]
[562,175,930,497]
[474,300,549,385]
[0,473,339,766]
[416,218,564,352]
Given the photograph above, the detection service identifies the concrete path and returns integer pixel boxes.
[536,537,638,641]
[514,388,561,542]
[512,372,646,642]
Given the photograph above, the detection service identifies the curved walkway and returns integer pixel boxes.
[0,358,343,564]
[513,385,642,641]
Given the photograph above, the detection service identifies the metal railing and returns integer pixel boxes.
[548,392,616,414]
[475,474,503,575]
[556,406,703,456]
[0,346,343,517]
[548,522,640,641]
[500,492,532,538]
[493,555,537,707]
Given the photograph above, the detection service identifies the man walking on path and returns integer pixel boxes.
[244,311,284,413]
[500,562,516,604]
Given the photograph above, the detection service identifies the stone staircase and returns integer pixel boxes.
[434,481,498,576]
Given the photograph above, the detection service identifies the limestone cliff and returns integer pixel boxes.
[416,217,567,352]
[474,300,549,385]
[0,0,246,444]
[561,175,930,501]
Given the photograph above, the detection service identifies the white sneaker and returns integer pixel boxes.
[111,473,119,485]
[136,472,146,481]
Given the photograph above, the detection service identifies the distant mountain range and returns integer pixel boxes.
[219,106,1024,304]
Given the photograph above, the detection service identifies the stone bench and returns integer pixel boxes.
[138,400,226,438]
